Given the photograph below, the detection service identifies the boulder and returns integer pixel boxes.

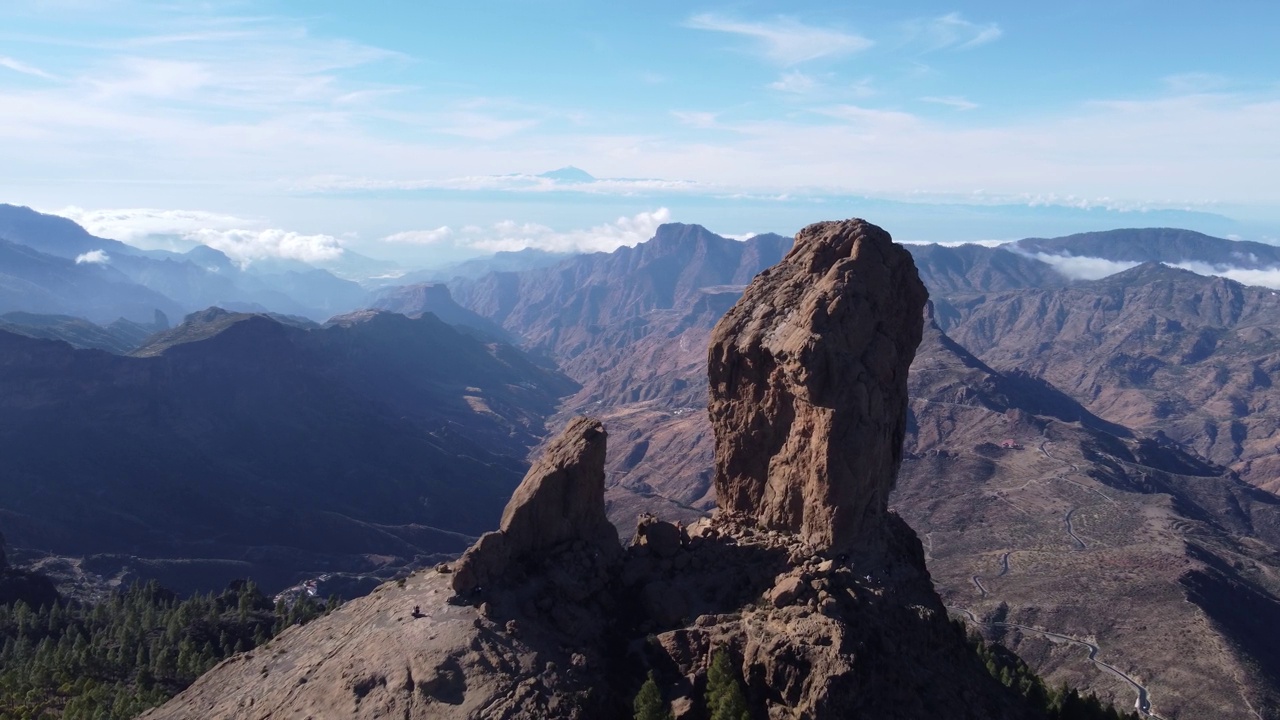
[632,513,684,559]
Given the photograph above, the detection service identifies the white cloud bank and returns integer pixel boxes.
[1021,252,1143,280]
[185,228,345,264]
[384,208,672,254]
[74,249,110,264]
[54,207,344,266]
[1017,253,1280,289]
[1171,261,1280,290]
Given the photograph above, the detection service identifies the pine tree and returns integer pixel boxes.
[633,671,670,720]
[705,649,750,720]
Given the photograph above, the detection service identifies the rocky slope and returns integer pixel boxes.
[939,262,1280,494]
[907,243,1066,295]
[147,218,1039,720]
[894,308,1280,719]
[0,308,576,595]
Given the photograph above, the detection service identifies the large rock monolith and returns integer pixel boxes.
[707,218,928,551]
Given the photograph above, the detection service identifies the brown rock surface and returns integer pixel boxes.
[499,417,616,555]
[708,218,928,551]
[146,217,1038,720]
[452,417,618,594]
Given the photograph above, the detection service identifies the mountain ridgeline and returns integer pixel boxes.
[0,204,372,326]
[4,209,1280,718]
[434,224,1280,719]
[0,307,576,595]
[146,218,1085,720]
[447,223,795,525]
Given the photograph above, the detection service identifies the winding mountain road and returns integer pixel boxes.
[1064,507,1087,550]
[949,606,1163,718]
[971,575,989,597]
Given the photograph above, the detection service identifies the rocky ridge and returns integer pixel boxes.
[148,218,1034,719]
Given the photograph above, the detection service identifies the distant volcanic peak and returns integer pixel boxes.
[708,218,928,552]
[538,166,596,183]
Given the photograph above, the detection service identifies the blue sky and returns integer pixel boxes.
[1,0,1278,267]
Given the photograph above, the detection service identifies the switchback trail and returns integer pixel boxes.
[971,575,988,597]
[949,606,1164,719]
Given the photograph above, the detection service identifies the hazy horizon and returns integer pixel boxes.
[2,1,1277,267]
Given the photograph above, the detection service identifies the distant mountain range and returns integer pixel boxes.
[450,223,794,523]
[440,222,1280,719]
[5,204,1280,716]
[0,204,371,324]
[0,307,576,596]
[1012,227,1280,268]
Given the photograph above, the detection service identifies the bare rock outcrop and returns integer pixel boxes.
[708,218,928,552]
[452,416,619,595]
[146,218,1037,720]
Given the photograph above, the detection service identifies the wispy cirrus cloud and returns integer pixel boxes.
[384,227,453,245]
[769,70,819,94]
[299,172,703,196]
[921,95,979,111]
[670,110,720,129]
[0,56,58,80]
[1162,72,1233,94]
[907,12,1002,51]
[685,13,872,65]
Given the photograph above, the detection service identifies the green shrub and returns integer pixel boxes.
[633,670,671,720]
[706,649,750,720]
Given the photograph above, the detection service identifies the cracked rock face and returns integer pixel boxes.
[708,218,928,552]
[452,416,619,595]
